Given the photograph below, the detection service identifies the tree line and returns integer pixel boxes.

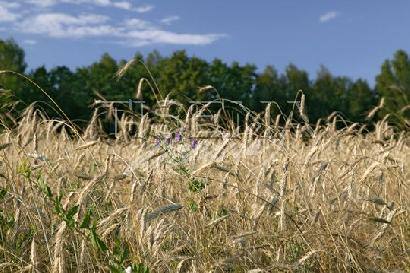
[0,38,409,130]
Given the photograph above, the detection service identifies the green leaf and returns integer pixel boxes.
[66,205,79,220]
[132,263,150,273]
[17,160,31,179]
[188,200,198,212]
[188,179,206,193]
[108,264,123,273]
[53,195,63,215]
[46,186,52,198]
[0,188,7,200]
[122,245,129,263]
[113,238,123,258]
[91,225,108,252]
[80,209,92,229]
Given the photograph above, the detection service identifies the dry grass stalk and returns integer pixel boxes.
[75,141,98,150]
[0,105,408,272]
[145,203,183,222]
[52,222,67,273]
[30,238,38,272]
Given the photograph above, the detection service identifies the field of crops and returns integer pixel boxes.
[0,105,409,273]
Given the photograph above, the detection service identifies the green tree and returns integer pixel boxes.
[82,53,120,100]
[311,66,334,119]
[310,66,354,121]
[208,59,256,105]
[0,39,27,127]
[146,50,162,67]
[0,88,17,128]
[253,65,285,114]
[15,66,53,117]
[0,39,26,91]
[282,64,310,117]
[50,66,91,121]
[346,79,375,122]
[114,52,160,108]
[157,50,209,104]
[375,50,410,126]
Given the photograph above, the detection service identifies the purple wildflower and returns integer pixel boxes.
[191,138,198,149]
[155,138,161,147]
[175,132,182,142]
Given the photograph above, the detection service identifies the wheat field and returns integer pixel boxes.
[0,103,409,273]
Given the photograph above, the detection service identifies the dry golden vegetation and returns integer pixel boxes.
[0,103,409,273]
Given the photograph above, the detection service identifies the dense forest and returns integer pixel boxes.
[0,38,409,130]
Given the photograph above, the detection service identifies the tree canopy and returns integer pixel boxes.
[375,50,410,126]
[0,38,408,130]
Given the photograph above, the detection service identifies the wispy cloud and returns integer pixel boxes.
[112,1,131,10]
[319,11,339,23]
[135,4,154,13]
[24,40,38,45]
[15,11,225,46]
[160,16,180,26]
[18,13,114,38]
[24,0,133,10]
[123,18,156,30]
[123,30,224,46]
[24,0,56,8]
[0,2,21,9]
[1,1,224,47]
[0,2,20,22]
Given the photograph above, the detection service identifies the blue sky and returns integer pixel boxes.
[1,1,409,85]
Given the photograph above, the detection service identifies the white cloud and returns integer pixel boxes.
[25,0,57,7]
[123,30,225,46]
[15,11,225,46]
[83,0,132,10]
[24,0,133,10]
[135,4,154,13]
[123,18,156,30]
[0,2,20,22]
[2,0,225,47]
[0,7,18,22]
[18,13,113,38]
[113,1,131,10]
[0,2,21,9]
[319,11,339,23]
[24,39,38,45]
[160,16,180,26]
